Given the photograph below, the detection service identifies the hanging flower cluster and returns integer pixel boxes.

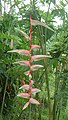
[8,16,51,110]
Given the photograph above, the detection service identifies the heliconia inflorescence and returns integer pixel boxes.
[8,16,51,110]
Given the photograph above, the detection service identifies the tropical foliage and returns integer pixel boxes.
[0,0,68,120]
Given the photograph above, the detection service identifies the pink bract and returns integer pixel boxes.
[31,55,50,61]
[31,88,41,94]
[29,98,40,104]
[19,84,30,90]
[8,49,30,55]
[15,60,30,66]
[30,44,41,50]
[23,102,30,110]
[31,64,43,71]
[17,93,30,98]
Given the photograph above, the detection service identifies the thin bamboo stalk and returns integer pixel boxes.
[1,78,8,119]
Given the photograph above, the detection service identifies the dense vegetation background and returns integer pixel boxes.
[0,0,68,120]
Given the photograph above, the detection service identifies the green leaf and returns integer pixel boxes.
[0,33,21,41]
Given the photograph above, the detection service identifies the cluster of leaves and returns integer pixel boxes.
[0,13,25,115]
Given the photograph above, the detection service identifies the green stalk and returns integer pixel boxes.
[38,102,42,120]
[53,68,59,120]
[44,61,52,120]
[34,106,36,120]
[1,77,8,119]
[29,104,31,120]
[37,24,52,120]
[44,2,53,120]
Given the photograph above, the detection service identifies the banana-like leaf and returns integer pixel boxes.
[30,19,55,32]
[15,28,30,40]
[8,49,30,55]
[29,98,40,104]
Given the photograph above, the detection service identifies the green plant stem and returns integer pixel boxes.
[38,24,52,120]
[29,104,31,120]
[53,68,59,120]
[38,103,42,120]
[44,2,53,120]
[1,78,8,119]
[17,108,24,120]
[44,61,52,120]
[34,106,36,120]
